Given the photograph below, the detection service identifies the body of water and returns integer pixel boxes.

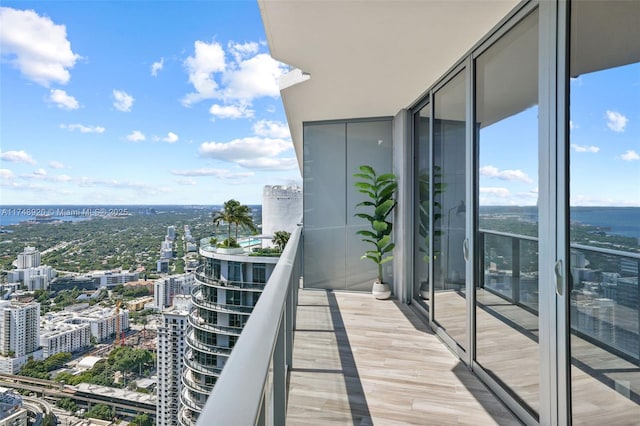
[479,205,639,239]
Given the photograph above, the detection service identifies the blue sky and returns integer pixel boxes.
[479,63,639,207]
[1,1,300,205]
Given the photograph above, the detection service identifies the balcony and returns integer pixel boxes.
[196,225,514,424]
[196,222,639,424]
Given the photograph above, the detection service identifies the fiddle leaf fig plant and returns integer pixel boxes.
[353,165,397,284]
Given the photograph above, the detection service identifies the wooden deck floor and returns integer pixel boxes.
[286,290,521,425]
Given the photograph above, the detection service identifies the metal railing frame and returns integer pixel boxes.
[196,224,302,426]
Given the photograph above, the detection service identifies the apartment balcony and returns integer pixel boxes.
[195,225,511,424]
[196,222,639,425]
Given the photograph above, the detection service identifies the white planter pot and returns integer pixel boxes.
[372,282,392,300]
[216,247,245,255]
[419,280,430,300]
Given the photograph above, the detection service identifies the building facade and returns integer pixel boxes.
[154,273,195,310]
[261,184,303,241]
[40,320,91,358]
[259,0,640,424]
[157,295,191,426]
[16,246,40,269]
[0,301,41,373]
[68,306,129,343]
[178,242,280,425]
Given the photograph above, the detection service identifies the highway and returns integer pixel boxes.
[0,373,155,417]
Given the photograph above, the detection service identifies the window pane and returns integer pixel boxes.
[433,69,467,350]
[414,103,432,308]
[475,9,539,417]
[569,1,640,421]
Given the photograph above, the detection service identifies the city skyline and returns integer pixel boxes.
[1,2,300,205]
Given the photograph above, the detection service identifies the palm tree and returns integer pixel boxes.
[233,204,257,240]
[273,230,291,252]
[212,200,257,247]
[212,200,237,245]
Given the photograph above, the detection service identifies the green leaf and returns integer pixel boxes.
[358,165,375,176]
[376,173,396,184]
[380,255,394,265]
[354,213,374,222]
[355,201,375,208]
[356,230,376,238]
[373,220,388,233]
[374,199,396,218]
[377,235,391,249]
[381,242,395,254]
[353,173,374,181]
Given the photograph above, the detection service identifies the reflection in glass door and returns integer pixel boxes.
[568,1,640,422]
[433,70,467,351]
[414,103,431,309]
[474,10,540,418]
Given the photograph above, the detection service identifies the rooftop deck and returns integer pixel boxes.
[286,289,521,425]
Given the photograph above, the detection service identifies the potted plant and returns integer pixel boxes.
[353,165,397,299]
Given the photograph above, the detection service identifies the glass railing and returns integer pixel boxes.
[196,224,302,426]
[194,266,267,290]
[479,229,640,362]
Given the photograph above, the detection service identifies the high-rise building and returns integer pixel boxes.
[0,301,41,374]
[157,295,191,426]
[154,274,195,310]
[16,246,40,269]
[178,241,280,425]
[261,185,302,245]
[167,226,176,241]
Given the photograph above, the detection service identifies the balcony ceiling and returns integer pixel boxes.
[258,0,519,168]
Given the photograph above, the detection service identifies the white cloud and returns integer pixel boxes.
[151,57,164,76]
[0,169,15,179]
[0,150,36,165]
[182,39,286,108]
[126,131,146,142]
[162,132,179,143]
[77,177,150,190]
[198,137,292,164]
[177,178,197,186]
[49,89,79,110]
[570,144,599,153]
[605,110,628,132]
[235,157,298,171]
[222,53,286,101]
[209,103,254,119]
[182,40,226,106]
[621,150,640,161]
[479,187,511,197]
[479,165,533,184]
[49,161,65,169]
[21,170,72,182]
[253,120,291,139]
[170,168,254,179]
[113,90,134,112]
[228,41,259,62]
[569,120,577,130]
[0,7,79,87]
[60,123,105,133]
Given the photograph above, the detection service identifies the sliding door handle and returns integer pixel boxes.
[463,238,469,262]
[554,260,563,296]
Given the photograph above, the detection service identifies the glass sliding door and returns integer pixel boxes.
[474,10,540,418]
[414,102,432,309]
[567,1,640,422]
[433,69,468,351]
